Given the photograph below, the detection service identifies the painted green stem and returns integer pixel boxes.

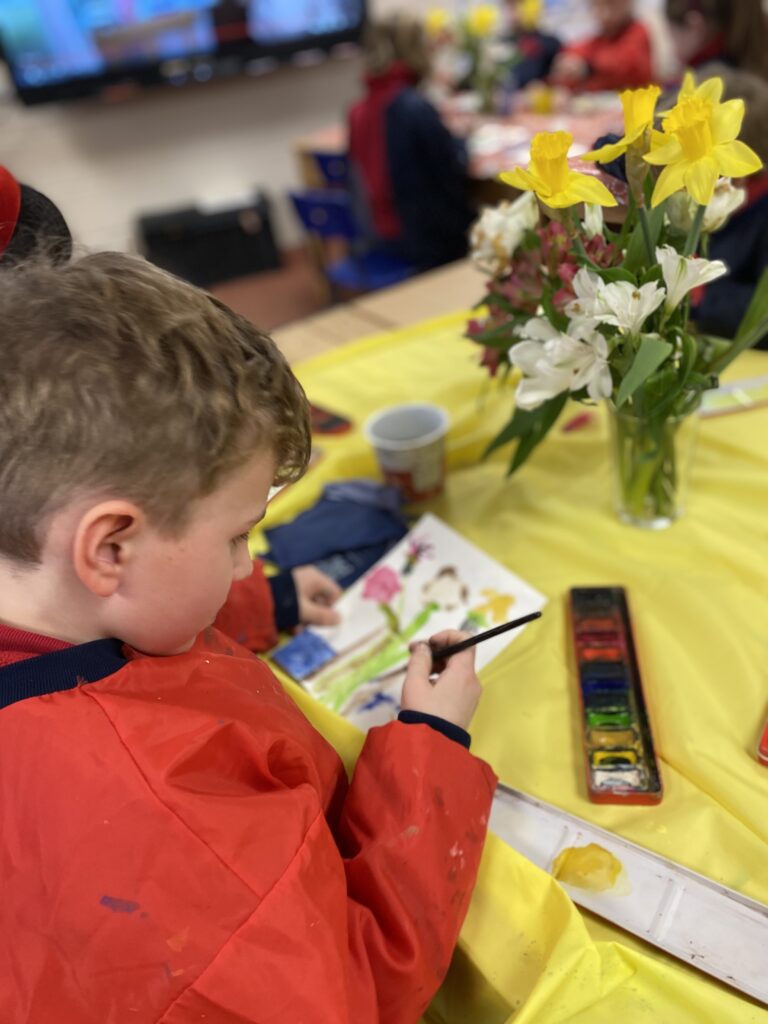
[323,602,440,713]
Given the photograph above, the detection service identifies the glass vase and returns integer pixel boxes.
[607,405,700,529]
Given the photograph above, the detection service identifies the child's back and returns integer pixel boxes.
[0,254,496,1022]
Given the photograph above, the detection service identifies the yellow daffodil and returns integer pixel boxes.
[500,131,618,209]
[581,85,661,163]
[518,0,542,30]
[425,7,451,37]
[644,74,763,207]
[466,4,498,37]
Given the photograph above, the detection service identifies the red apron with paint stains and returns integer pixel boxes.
[0,617,496,1022]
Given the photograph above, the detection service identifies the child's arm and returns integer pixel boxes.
[213,563,341,653]
[330,636,497,1021]
[212,559,281,651]
[335,721,497,1021]
[554,22,652,91]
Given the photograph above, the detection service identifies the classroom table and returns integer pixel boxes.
[262,276,768,1022]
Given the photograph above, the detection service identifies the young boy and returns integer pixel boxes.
[0,165,344,640]
[0,253,497,1023]
[550,0,652,92]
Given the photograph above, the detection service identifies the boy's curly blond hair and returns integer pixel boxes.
[0,252,310,563]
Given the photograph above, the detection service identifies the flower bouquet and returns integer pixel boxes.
[426,4,510,113]
[468,75,768,527]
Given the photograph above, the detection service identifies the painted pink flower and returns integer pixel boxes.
[362,566,401,604]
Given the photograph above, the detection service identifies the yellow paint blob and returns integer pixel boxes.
[588,729,636,749]
[552,844,623,892]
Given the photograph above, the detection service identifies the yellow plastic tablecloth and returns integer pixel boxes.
[261,312,768,1023]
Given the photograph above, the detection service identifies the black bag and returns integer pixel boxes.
[137,192,280,287]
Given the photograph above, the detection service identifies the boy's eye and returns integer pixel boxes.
[231,532,250,547]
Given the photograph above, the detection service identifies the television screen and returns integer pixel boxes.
[0,0,366,104]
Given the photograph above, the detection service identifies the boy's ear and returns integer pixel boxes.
[72,501,145,598]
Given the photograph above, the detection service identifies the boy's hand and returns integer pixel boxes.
[292,566,342,627]
[401,631,482,731]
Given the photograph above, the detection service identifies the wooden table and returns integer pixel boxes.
[270,259,483,364]
[271,302,390,364]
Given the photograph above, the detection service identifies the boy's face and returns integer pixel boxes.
[118,450,276,656]
[590,0,633,36]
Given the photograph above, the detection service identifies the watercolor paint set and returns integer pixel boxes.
[569,586,662,805]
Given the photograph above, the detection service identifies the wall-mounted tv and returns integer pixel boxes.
[0,0,367,105]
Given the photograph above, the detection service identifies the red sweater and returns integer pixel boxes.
[0,569,496,1022]
[563,20,653,92]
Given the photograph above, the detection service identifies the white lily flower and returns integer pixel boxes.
[564,267,606,324]
[469,192,539,277]
[656,245,728,313]
[598,280,666,334]
[514,317,562,343]
[582,203,604,239]
[510,324,613,410]
[666,178,746,234]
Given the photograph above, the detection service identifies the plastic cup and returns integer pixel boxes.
[365,403,449,502]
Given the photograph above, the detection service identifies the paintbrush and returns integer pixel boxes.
[430,610,543,662]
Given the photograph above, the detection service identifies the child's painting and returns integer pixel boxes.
[272,514,547,730]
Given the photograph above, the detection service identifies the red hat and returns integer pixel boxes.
[0,166,22,256]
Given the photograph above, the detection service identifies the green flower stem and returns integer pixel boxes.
[323,602,440,713]
[683,204,706,257]
[638,206,655,265]
[613,412,681,523]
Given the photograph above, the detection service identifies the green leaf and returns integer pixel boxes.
[678,331,698,389]
[508,393,570,474]
[709,268,768,373]
[484,406,531,457]
[623,204,665,275]
[616,335,674,407]
[642,365,680,415]
[483,392,569,472]
[600,267,638,285]
[485,291,523,316]
[470,320,518,344]
[541,289,568,332]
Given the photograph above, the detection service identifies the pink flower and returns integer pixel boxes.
[362,566,401,604]
[480,346,501,377]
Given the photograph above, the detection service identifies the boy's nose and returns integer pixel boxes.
[233,544,254,582]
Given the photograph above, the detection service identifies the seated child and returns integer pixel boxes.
[0,253,497,1022]
[503,0,562,90]
[665,0,768,80]
[550,0,653,92]
[348,15,474,271]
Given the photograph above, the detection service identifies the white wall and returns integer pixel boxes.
[0,0,663,253]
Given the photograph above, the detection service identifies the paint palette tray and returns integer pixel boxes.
[490,784,768,1004]
[569,587,662,805]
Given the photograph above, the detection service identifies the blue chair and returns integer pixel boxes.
[310,151,350,189]
[289,190,416,300]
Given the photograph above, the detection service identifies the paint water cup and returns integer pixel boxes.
[365,403,449,502]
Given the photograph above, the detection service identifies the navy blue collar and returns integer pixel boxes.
[0,638,127,710]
